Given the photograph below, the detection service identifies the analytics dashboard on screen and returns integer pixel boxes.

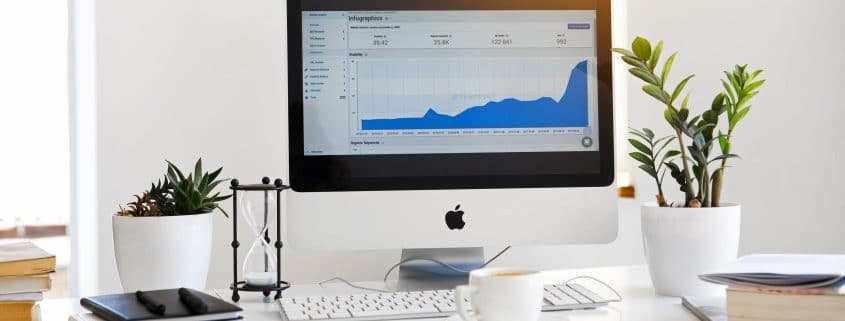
[301,10,599,156]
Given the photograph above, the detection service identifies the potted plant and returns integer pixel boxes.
[112,158,231,292]
[614,37,765,296]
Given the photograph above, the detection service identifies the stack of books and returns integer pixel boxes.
[0,242,56,321]
[699,254,845,321]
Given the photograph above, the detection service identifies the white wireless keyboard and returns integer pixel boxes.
[279,283,609,321]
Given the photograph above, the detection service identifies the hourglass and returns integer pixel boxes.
[229,177,290,302]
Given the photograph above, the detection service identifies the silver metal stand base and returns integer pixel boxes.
[396,247,484,291]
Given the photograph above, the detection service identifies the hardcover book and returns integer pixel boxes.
[0,242,56,277]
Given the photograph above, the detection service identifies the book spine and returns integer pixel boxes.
[727,291,845,321]
[729,286,842,296]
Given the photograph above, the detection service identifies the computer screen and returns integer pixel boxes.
[285,0,618,251]
[301,10,599,156]
[288,1,614,191]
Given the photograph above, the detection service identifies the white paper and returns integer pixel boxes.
[700,254,845,289]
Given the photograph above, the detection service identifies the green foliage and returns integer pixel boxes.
[166,158,232,217]
[117,179,174,217]
[116,158,231,217]
[629,128,678,206]
[615,37,764,207]
[711,65,765,206]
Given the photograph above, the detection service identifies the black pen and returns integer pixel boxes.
[178,288,209,314]
[136,290,166,315]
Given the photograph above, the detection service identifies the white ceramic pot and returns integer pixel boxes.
[641,202,740,297]
[112,213,213,292]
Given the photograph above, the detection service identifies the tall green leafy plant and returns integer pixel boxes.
[615,37,764,207]
[710,65,765,206]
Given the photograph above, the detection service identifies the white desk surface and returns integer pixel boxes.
[36,265,700,321]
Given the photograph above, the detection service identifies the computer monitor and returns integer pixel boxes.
[285,0,616,287]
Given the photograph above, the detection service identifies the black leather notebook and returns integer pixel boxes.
[80,289,242,321]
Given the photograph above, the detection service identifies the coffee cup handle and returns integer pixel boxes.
[455,285,479,321]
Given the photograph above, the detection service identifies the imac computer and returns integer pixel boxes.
[286,0,616,290]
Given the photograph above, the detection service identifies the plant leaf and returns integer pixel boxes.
[730,106,751,129]
[662,150,682,162]
[639,164,658,179]
[671,74,695,103]
[661,52,677,85]
[612,48,637,58]
[688,146,708,165]
[726,71,740,91]
[694,133,707,149]
[665,161,688,193]
[629,152,653,166]
[629,130,650,142]
[632,37,652,61]
[655,136,677,155]
[718,132,730,154]
[709,153,741,164]
[678,108,689,121]
[736,91,758,109]
[743,79,766,94]
[648,41,663,71]
[629,139,652,155]
[711,93,727,113]
[643,85,669,104]
[721,79,736,104]
[167,161,186,181]
[194,158,202,184]
[622,56,649,70]
[629,68,661,86]
[207,167,223,183]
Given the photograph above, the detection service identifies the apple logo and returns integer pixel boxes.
[445,205,466,230]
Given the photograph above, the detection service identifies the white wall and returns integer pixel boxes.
[626,0,845,255]
[92,0,845,293]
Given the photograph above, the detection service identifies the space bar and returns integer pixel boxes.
[351,307,441,318]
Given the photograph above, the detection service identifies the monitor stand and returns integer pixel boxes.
[396,247,484,291]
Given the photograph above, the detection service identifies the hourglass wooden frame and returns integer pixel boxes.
[229,177,291,302]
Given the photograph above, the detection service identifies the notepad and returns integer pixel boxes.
[80,289,242,321]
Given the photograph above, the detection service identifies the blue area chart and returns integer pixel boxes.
[361,60,589,130]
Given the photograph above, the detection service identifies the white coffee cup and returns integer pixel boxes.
[454,267,543,321]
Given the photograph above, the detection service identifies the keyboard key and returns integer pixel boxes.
[329,311,351,319]
[560,286,591,304]
[285,310,310,320]
[351,309,405,318]
[283,303,305,311]
[545,292,578,306]
[436,303,455,312]
[569,283,608,303]
[401,306,440,314]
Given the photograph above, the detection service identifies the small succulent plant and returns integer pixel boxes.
[166,158,231,217]
[116,158,231,217]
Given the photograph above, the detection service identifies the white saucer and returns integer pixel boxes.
[443,313,569,321]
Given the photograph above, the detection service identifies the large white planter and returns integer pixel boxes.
[641,202,740,297]
[112,213,213,292]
